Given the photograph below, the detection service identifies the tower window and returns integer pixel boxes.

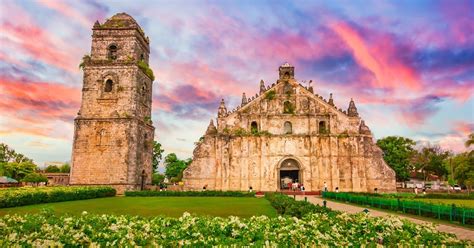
[142,85,146,97]
[140,54,145,61]
[105,79,113,92]
[108,44,118,60]
[250,121,258,134]
[319,121,327,134]
[284,121,292,134]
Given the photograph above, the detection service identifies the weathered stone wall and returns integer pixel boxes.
[184,64,396,192]
[70,13,154,194]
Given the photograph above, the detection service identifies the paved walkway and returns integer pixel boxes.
[296,195,474,241]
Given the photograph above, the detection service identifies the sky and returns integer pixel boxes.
[0,0,473,167]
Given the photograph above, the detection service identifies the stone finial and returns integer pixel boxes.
[308,80,314,93]
[205,119,217,135]
[218,99,227,117]
[328,93,335,106]
[347,98,359,117]
[241,92,247,106]
[259,80,266,94]
[93,20,101,28]
[359,120,371,135]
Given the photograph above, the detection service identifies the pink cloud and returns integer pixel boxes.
[0,2,79,72]
[330,21,421,91]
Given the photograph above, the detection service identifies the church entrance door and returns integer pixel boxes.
[278,158,301,190]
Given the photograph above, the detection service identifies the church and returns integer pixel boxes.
[183,63,396,192]
[69,13,395,194]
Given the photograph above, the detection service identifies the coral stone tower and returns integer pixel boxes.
[70,13,155,193]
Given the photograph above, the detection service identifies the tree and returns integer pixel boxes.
[465,133,474,148]
[60,163,71,173]
[45,165,61,173]
[152,173,165,185]
[22,173,48,186]
[451,151,474,193]
[164,153,190,180]
[152,141,165,172]
[3,161,37,180]
[411,145,449,181]
[376,136,416,182]
[0,143,33,163]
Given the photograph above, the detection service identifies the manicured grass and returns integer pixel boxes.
[0,197,277,218]
[413,198,474,208]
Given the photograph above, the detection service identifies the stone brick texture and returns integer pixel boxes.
[70,13,154,194]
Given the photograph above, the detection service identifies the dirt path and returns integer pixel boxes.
[296,195,474,241]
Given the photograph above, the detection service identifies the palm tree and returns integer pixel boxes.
[466,133,474,148]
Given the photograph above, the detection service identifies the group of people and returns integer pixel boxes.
[287,181,305,191]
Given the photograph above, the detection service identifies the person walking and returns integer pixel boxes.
[324,181,328,192]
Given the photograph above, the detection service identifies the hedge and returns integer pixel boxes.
[265,193,334,218]
[323,192,474,224]
[125,190,256,197]
[343,192,474,200]
[0,186,116,208]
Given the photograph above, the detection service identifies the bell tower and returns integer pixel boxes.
[70,13,155,193]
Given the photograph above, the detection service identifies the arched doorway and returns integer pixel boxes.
[278,158,301,190]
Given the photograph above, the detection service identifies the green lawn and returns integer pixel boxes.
[413,198,474,208]
[0,197,277,218]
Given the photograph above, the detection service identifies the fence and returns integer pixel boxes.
[322,192,474,225]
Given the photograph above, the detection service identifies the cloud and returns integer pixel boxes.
[0,76,80,138]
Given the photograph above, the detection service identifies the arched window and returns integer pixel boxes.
[142,85,147,97]
[104,79,113,92]
[250,121,258,134]
[319,121,327,134]
[284,121,292,134]
[140,54,145,61]
[108,44,118,60]
[283,72,290,79]
[283,101,294,114]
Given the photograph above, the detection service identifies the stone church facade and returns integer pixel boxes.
[183,63,396,192]
[70,13,155,193]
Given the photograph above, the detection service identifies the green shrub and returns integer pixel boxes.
[265,90,276,100]
[0,186,116,208]
[125,190,256,197]
[137,60,155,80]
[265,193,333,218]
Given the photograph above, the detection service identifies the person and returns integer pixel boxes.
[288,182,292,191]
[301,184,305,192]
[293,181,299,191]
[414,187,418,195]
[323,181,328,192]
[422,188,426,195]
[202,185,207,191]
[249,186,253,193]
[335,187,339,193]
[374,188,378,194]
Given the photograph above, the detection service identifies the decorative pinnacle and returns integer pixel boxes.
[93,20,100,28]
[241,92,247,106]
[328,93,334,106]
[218,99,227,117]
[347,98,359,117]
[259,80,266,94]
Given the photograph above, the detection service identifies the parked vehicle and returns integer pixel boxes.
[451,184,462,191]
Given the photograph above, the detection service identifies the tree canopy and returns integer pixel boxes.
[164,153,191,181]
[376,136,416,181]
[152,141,164,172]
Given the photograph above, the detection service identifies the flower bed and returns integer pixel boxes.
[0,210,467,246]
[323,192,474,224]
[125,190,255,197]
[0,186,116,208]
